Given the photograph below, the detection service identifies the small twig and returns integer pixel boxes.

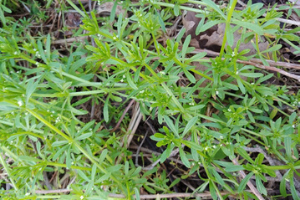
[238,60,300,81]
[232,158,265,200]
[116,102,142,164]
[126,102,143,147]
[191,49,300,70]
[173,175,196,191]
[43,172,53,190]
[35,189,72,194]
[135,130,149,167]
[52,36,89,44]
[237,0,247,7]
[244,146,300,196]
[33,189,252,199]
[111,99,135,133]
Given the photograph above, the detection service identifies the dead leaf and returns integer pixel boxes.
[182,11,269,56]
[97,2,127,17]
[65,12,81,27]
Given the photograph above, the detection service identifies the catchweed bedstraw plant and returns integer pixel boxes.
[0,0,299,199]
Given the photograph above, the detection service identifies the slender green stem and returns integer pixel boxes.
[26,108,125,194]
[219,0,238,58]
[46,162,92,171]
[0,151,18,191]
[152,2,208,14]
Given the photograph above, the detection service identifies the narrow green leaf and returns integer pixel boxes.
[226,29,234,47]
[76,132,92,141]
[290,179,300,200]
[261,44,282,53]
[126,71,138,89]
[256,175,267,195]
[182,116,198,137]
[164,115,178,137]
[110,1,118,22]
[182,35,191,59]
[236,147,254,163]
[52,140,68,147]
[211,167,225,186]
[202,0,226,19]
[232,20,264,35]
[238,172,253,193]
[179,147,190,168]
[183,68,196,83]
[255,153,264,165]
[134,188,140,200]
[237,79,246,94]
[91,164,97,181]
[289,112,297,124]
[46,34,51,60]
[104,96,109,122]
[99,149,108,164]
[95,173,111,184]
[196,20,222,35]
[284,137,292,159]
[77,170,90,182]
[209,180,218,200]
[156,9,166,33]
[174,4,180,16]
[66,146,72,169]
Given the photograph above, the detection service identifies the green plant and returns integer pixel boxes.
[0,0,299,199]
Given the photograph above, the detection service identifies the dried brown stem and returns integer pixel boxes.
[232,158,265,200]
[111,99,135,133]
